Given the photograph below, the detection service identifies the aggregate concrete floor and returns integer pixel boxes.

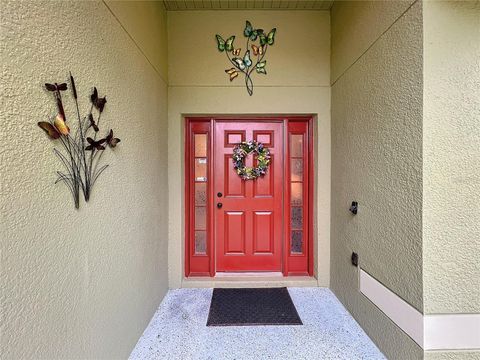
[130,288,385,360]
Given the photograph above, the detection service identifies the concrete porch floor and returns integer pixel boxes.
[130,288,385,360]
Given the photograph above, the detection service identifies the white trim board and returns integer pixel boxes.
[424,314,480,350]
[359,268,480,350]
[359,269,424,345]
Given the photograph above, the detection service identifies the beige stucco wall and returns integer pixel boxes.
[167,10,331,288]
[423,0,480,316]
[330,1,423,359]
[104,0,168,82]
[423,3,480,358]
[331,0,416,84]
[424,352,480,360]
[0,1,168,359]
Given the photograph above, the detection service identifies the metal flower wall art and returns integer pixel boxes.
[37,73,121,209]
[216,21,276,96]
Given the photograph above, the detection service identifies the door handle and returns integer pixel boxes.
[217,203,223,209]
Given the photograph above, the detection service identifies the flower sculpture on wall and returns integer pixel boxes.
[232,141,271,180]
[37,73,120,209]
[216,21,276,96]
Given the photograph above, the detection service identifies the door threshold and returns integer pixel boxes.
[182,275,318,288]
[215,272,284,278]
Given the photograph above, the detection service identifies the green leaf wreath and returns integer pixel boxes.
[232,140,271,180]
[215,21,277,96]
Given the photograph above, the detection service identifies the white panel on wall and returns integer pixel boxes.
[359,269,424,346]
[424,314,480,350]
[361,269,480,351]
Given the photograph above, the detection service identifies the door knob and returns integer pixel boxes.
[217,192,223,198]
[217,203,223,209]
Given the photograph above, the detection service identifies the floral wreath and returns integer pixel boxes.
[232,140,271,180]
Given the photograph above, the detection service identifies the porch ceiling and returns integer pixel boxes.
[163,0,333,11]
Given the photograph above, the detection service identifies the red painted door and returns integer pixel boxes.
[214,121,284,272]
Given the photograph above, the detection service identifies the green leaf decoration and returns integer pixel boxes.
[216,35,226,52]
[225,36,235,52]
[256,60,267,74]
[267,28,276,46]
[233,57,246,71]
[243,50,252,67]
[244,21,253,37]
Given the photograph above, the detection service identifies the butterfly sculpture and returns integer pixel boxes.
[106,129,121,148]
[38,114,70,139]
[215,21,276,96]
[37,73,121,209]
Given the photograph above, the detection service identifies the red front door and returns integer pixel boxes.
[185,117,313,277]
[214,121,284,272]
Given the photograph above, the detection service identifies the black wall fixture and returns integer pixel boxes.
[349,201,358,215]
[351,252,359,267]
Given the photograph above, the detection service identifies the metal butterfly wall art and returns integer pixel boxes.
[37,73,121,209]
[215,21,276,96]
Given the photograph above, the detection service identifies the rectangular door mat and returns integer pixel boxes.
[206,287,303,326]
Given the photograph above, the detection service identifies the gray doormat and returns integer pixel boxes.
[206,287,303,326]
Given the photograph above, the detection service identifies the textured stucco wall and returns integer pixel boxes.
[330,0,416,84]
[330,1,423,359]
[104,0,168,82]
[167,11,331,288]
[423,0,480,315]
[424,351,480,360]
[423,2,480,357]
[0,1,169,359]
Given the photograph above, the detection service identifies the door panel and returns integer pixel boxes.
[215,121,284,272]
[224,154,245,197]
[253,211,274,254]
[224,211,246,254]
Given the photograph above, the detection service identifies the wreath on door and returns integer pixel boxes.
[232,140,271,180]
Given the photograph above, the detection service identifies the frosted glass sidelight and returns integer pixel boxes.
[195,231,207,254]
[290,134,303,157]
[291,183,303,206]
[291,231,303,254]
[194,134,207,157]
[291,207,303,229]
